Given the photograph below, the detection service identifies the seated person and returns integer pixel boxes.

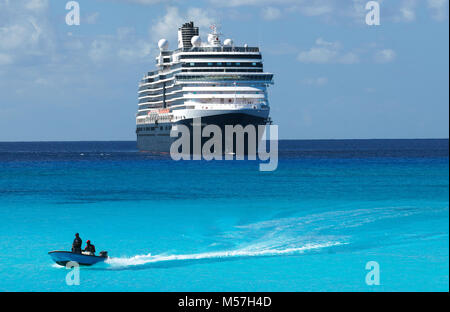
[83,240,96,255]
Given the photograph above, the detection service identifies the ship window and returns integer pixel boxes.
[207,62,213,66]
[252,62,257,66]
[226,62,231,66]
[236,62,241,66]
[217,62,222,66]
[190,62,195,66]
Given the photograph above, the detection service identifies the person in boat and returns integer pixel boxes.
[72,233,82,254]
[84,240,96,255]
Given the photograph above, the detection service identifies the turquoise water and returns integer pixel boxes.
[0,140,448,291]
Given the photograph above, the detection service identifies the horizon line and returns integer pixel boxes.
[0,138,448,144]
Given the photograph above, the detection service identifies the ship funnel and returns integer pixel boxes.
[177,21,199,49]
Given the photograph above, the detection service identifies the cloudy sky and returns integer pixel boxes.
[0,0,448,140]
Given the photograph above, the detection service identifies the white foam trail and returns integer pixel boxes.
[105,241,345,268]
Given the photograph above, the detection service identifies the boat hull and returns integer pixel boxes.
[137,112,268,153]
[48,251,107,266]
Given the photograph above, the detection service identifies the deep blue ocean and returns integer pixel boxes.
[0,139,448,291]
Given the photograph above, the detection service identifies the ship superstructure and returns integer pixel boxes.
[136,22,273,152]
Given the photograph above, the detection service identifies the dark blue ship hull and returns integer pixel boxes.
[137,113,268,153]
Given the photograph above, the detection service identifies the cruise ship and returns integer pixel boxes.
[136,22,274,153]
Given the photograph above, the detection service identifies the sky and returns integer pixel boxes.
[0,0,448,141]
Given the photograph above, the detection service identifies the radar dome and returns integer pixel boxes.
[158,38,169,51]
[223,38,233,46]
[191,36,202,47]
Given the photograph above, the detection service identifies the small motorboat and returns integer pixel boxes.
[49,250,108,266]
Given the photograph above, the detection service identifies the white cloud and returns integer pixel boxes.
[64,29,150,63]
[64,37,84,50]
[117,0,163,4]
[265,42,298,55]
[0,0,54,65]
[206,0,447,23]
[298,38,359,64]
[367,0,447,23]
[116,0,447,24]
[117,27,135,40]
[339,52,360,64]
[210,0,362,23]
[316,37,340,48]
[118,40,152,61]
[301,77,328,86]
[288,1,334,17]
[86,27,152,63]
[151,6,185,43]
[374,49,396,63]
[85,12,100,25]
[0,24,30,50]
[35,77,50,86]
[186,8,216,30]
[427,0,449,21]
[261,7,282,20]
[0,53,14,65]
[301,5,333,16]
[209,0,295,7]
[394,0,417,22]
[24,0,48,10]
[89,39,112,62]
[150,6,216,47]
[298,47,337,64]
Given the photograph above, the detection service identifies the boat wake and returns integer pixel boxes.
[90,205,441,271]
[104,241,345,270]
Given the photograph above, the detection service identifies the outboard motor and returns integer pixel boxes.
[99,251,108,258]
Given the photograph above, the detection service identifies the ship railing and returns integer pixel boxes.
[175,74,273,82]
[174,46,260,53]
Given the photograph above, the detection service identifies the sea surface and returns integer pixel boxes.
[0,139,448,292]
